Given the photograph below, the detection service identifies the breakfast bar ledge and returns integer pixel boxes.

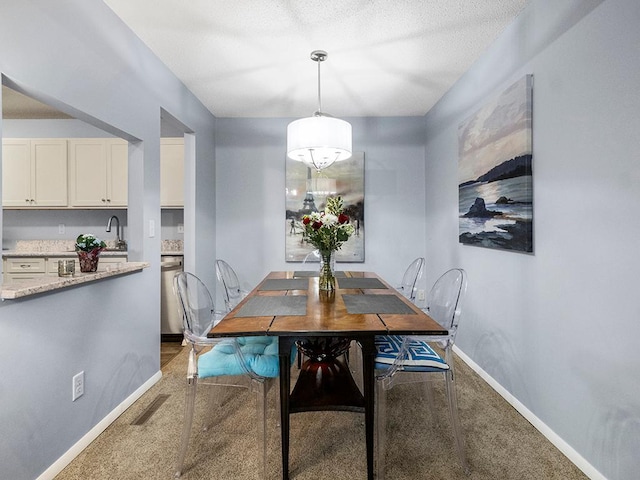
[0,262,150,300]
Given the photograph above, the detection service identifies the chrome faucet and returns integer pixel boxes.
[106,215,127,250]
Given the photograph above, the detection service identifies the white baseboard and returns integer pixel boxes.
[453,346,607,480]
[36,370,163,480]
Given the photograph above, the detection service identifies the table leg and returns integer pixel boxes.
[360,336,375,480]
[279,337,293,480]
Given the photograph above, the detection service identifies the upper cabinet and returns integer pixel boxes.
[68,138,128,207]
[2,139,68,207]
[2,137,183,209]
[160,137,184,208]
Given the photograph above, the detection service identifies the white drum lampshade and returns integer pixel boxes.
[287,115,352,171]
[287,50,352,171]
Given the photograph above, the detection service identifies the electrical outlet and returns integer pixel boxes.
[149,220,155,238]
[417,289,425,301]
[177,224,184,234]
[72,371,84,401]
[58,223,65,235]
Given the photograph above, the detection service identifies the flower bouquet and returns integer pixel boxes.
[75,234,107,272]
[302,196,355,290]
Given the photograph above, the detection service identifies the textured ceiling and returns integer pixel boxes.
[104,0,529,119]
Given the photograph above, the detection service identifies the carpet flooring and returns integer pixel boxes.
[55,344,588,480]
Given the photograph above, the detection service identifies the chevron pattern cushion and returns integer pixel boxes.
[375,335,449,371]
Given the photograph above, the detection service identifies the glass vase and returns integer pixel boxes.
[319,250,336,291]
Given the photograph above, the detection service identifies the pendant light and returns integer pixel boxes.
[287,50,352,171]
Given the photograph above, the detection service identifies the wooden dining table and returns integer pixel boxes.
[210,270,447,480]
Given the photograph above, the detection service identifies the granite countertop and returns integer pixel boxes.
[2,239,184,257]
[0,262,150,300]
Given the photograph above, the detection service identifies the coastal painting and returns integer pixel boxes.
[285,152,365,262]
[458,75,533,252]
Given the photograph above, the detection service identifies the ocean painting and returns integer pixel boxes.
[458,75,533,253]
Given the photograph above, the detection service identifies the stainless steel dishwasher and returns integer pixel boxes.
[161,255,184,335]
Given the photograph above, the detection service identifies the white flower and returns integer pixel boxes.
[341,224,355,236]
[322,213,338,226]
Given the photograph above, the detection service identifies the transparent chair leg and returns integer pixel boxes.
[175,376,198,478]
[375,380,387,480]
[444,369,469,474]
[419,375,436,425]
[202,382,225,431]
[348,340,363,393]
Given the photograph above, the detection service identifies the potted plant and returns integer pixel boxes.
[75,234,107,272]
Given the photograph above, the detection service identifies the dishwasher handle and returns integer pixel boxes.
[161,260,183,269]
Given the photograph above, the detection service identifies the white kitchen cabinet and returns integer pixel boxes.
[68,138,128,207]
[2,139,68,207]
[161,137,184,208]
[3,255,128,284]
[2,257,46,284]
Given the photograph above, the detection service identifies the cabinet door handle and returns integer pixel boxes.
[101,198,106,202]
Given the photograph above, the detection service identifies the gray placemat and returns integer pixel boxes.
[259,279,309,291]
[234,295,308,317]
[342,294,416,315]
[337,277,388,290]
[293,270,347,278]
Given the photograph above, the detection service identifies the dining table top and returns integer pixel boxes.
[210,270,447,338]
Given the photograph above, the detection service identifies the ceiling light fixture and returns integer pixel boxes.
[287,50,352,171]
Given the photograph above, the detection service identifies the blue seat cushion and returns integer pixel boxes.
[374,335,449,372]
[198,336,294,379]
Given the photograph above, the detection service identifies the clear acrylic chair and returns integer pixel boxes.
[302,249,320,263]
[351,257,426,388]
[396,257,425,302]
[374,268,469,478]
[173,272,279,479]
[215,259,250,312]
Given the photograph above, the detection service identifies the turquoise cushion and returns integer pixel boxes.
[198,337,294,379]
[374,335,449,372]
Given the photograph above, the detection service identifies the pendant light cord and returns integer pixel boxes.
[317,58,322,115]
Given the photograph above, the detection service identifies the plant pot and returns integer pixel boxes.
[77,249,101,272]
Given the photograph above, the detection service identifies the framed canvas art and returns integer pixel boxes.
[285,152,364,262]
[458,75,533,253]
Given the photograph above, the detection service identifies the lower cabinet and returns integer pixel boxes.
[3,258,46,283]
[3,256,127,284]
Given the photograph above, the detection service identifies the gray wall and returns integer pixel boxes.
[424,1,639,479]
[0,1,215,478]
[215,116,429,303]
